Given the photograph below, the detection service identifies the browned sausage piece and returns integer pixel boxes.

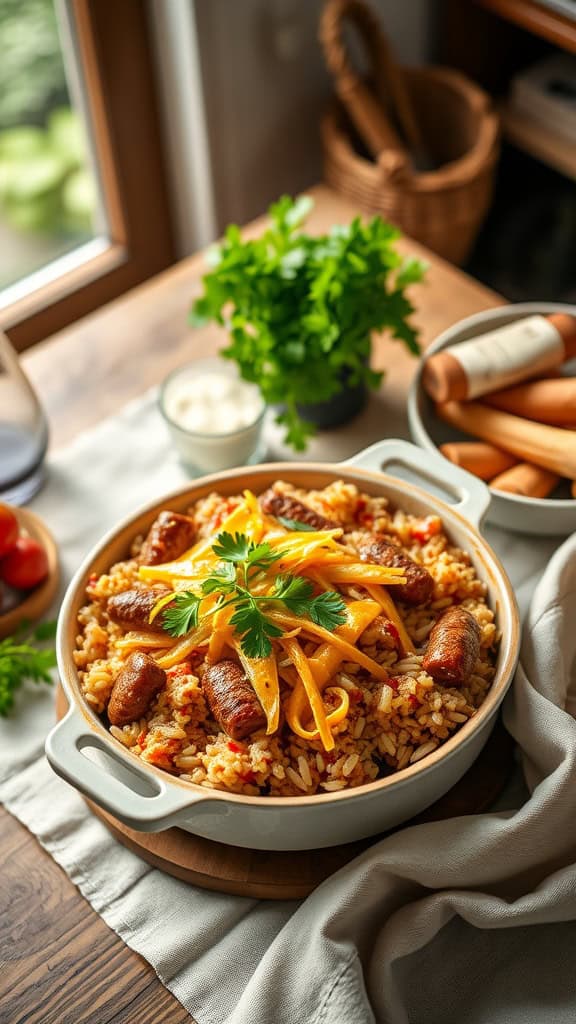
[422,607,481,686]
[203,659,267,740]
[259,490,337,531]
[357,535,434,605]
[108,652,167,726]
[107,587,173,633]
[140,510,196,565]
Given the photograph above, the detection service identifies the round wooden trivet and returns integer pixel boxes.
[0,508,60,639]
[56,686,514,900]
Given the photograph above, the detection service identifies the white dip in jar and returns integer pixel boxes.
[159,358,266,473]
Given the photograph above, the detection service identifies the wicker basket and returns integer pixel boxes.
[319,1,500,265]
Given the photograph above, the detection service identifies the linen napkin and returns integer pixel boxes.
[1,390,575,1024]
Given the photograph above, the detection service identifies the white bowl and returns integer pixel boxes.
[45,440,519,850]
[408,302,576,536]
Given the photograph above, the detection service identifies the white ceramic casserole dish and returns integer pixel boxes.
[46,439,519,850]
[408,302,576,536]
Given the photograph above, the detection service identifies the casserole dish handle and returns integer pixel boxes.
[345,439,491,529]
[46,709,212,831]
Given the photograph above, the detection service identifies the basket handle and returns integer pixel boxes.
[319,0,421,167]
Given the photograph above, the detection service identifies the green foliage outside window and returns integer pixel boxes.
[0,0,96,238]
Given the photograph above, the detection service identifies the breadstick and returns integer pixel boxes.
[423,314,576,402]
[439,441,517,480]
[436,401,576,477]
[484,377,576,426]
[489,463,560,498]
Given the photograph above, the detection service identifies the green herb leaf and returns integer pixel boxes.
[277,516,316,533]
[201,561,237,595]
[211,532,281,571]
[245,541,282,570]
[212,532,252,563]
[306,592,348,631]
[271,574,314,609]
[229,601,283,659]
[0,621,57,717]
[271,576,347,629]
[32,619,58,642]
[162,592,202,637]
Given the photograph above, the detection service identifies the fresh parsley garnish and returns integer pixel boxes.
[201,561,236,595]
[212,532,282,571]
[161,531,347,658]
[229,602,284,660]
[0,620,57,717]
[189,195,426,451]
[277,516,316,533]
[272,575,348,630]
[161,591,203,637]
[271,574,315,607]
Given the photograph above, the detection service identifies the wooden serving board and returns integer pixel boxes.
[56,686,514,900]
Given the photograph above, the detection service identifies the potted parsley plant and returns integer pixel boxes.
[189,195,426,451]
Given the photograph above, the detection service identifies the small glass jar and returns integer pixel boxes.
[159,358,267,474]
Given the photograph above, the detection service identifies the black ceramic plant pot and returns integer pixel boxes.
[296,378,368,429]
[295,359,369,428]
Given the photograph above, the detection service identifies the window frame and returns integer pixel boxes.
[2,0,176,352]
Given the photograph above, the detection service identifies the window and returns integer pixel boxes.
[1,0,176,351]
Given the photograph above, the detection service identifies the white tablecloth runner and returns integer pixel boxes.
[1,391,575,1024]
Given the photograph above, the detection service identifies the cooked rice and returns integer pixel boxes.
[73,480,499,797]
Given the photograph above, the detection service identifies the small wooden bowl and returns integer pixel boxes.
[0,508,60,639]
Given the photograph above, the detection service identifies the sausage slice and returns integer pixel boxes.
[357,535,434,605]
[260,490,337,531]
[107,587,173,633]
[422,606,481,686]
[108,652,167,726]
[203,659,266,740]
[140,510,196,565]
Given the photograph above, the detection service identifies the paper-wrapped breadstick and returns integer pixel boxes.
[489,463,560,498]
[423,313,576,402]
[439,441,517,480]
[483,378,576,426]
[436,401,576,477]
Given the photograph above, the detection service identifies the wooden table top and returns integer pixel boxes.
[4,185,503,1024]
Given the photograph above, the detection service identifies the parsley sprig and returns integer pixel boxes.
[161,531,347,659]
[0,620,57,717]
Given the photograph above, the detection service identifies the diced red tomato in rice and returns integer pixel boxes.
[411,516,441,544]
[167,661,193,679]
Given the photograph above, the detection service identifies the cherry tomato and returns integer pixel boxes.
[0,504,19,558]
[0,536,49,590]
